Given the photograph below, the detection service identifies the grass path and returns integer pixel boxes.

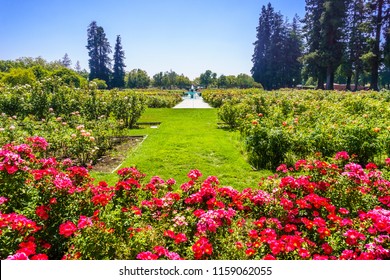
[92,108,271,190]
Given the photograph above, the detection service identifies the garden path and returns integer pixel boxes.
[173,96,212,109]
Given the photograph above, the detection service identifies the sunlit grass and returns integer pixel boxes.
[92,108,272,190]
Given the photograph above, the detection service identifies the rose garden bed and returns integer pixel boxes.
[0,138,389,260]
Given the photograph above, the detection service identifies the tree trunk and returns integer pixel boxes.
[354,69,360,91]
[370,63,380,91]
[316,68,326,90]
[370,0,383,91]
[316,78,325,90]
[326,66,334,90]
[346,75,352,91]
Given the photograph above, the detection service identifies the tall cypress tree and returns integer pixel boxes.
[343,0,367,90]
[268,10,286,89]
[86,21,112,85]
[321,0,347,90]
[112,35,126,88]
[252,4,273,89]
[366,0,387,90]
[61,53,72,68]
[283,16,303,87]
[96,26,112,84]
[252,3,302,89]
[302,0,347,90]
[302,0,326,89]
[380,2,390,88]
[86,21,99,81]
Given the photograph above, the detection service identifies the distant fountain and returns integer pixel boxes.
[185,85,199,99]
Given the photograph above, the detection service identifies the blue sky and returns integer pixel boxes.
[0,0,305,79]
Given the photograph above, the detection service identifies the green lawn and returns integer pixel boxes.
[92,108,272,190]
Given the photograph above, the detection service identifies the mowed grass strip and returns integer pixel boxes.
[92,108,271,190]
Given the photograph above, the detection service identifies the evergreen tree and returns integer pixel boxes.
[365,0,389,90]
[86,21,99,80]
[267,9,286,89]
[86,21,112,85]
[302,0,347,90]
[302,0,326,89]
[112,35,126,88]
[251,4,274,89]
[345,0,368,90]
[283,16,303,87]
[74,60,81,73]
[381,3,390,88]
[61,53,72,68]
[252,3,302,89]
[321,0,347,90]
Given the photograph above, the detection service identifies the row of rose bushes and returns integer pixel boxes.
[204,89,390,169]
[1,138,389,260]
[0,80,181,165]
[0,109,139,166]
[0,112,125,166]
[202,88,264,108]
[0,79,183,120]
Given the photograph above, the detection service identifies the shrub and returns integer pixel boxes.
[213,89,390,169]
[1,68,36,86]
[111,90,146,128]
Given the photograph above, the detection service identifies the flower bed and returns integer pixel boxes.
[208,89,390,169]
[0,138,389,260]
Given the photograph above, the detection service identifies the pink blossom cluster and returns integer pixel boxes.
[197,208,236,233]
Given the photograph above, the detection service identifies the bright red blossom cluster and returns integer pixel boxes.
[192,237,213,259]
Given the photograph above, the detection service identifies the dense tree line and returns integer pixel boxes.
[252,1,390,90]
[127,69,259,89]
[0,56,259,90]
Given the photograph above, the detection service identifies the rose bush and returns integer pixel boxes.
[208,89,390,169]
[1,138,389,260]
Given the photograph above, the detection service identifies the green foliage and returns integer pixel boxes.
[126,69,150,89]
[1,68,36,86]
[50,68,86,88]
[0,80,159,166]
[145,93,182,108]
[202,88,264,108]
[111,90,147,128]
[91,78,108,89]
[199,70,217,88]
[208,88,390,169]
[151,70,191,90]
[244,125,291,170]
[218,99,244,129]
[0,58,87,88]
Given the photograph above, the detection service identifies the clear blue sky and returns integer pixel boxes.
[0,0,305,79]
